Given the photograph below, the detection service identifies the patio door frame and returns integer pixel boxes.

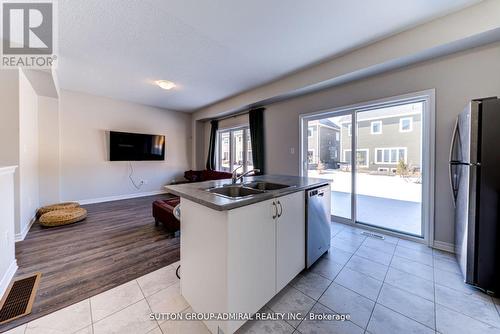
[300,90,435,246]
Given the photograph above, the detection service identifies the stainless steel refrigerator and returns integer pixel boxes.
[449,97,500,294]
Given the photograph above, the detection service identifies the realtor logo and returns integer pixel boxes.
[1,0,57,68]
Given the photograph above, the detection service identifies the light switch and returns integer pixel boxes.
[290,147,295,154]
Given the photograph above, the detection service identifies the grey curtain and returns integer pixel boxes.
[249,108,265,175]
[206,119,218,170]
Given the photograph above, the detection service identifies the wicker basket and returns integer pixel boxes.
[39,208,88,227]
[36,202,80,218]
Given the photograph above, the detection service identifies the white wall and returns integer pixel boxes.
[59,90,192,203]
[0,70,20,167]
[18,70,40,237]
[0,167,18,299]
[38,96,60,206]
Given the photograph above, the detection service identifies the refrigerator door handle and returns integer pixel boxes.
[449,119,459,207]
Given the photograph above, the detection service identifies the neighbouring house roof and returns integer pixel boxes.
[309,119,340,129]
[319,119,340,129]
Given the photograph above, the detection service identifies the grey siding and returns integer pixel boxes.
[340,114,421,172]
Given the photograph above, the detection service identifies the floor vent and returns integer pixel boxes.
[0,273,41,325]
[361,231,385,240]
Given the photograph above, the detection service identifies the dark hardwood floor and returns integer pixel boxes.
[1,194,179,333]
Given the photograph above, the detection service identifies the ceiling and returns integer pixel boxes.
[58,0,481,112]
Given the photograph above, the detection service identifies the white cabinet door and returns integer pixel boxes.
[227,198,277,317]
[275,191,306,292]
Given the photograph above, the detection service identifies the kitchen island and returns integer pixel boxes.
[165,175,330,334]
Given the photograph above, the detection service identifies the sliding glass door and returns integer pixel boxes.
[302,93,432,239]
[305,114,353,220]
[354,102,423,236]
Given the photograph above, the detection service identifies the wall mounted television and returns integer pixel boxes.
[109,131,165,161]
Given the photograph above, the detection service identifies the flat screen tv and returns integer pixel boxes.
[109,131,165,161]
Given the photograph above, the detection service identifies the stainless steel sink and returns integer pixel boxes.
[243,182,292,191]
[207,185,265,199]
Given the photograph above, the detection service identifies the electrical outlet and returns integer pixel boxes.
[290,147,295,154]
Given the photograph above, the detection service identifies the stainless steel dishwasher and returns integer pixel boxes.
[306,185,331,268]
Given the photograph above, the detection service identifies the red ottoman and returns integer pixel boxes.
[152,197,181,232]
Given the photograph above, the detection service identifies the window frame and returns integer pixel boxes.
[307,149,316,164]
[216,125,252,173]
[370,120,383,135]
[399,117,413,132]
[343,148,369,168]
[374,147,408,165]
[300,89,436,244]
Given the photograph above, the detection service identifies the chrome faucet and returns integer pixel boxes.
[231,166,261,184]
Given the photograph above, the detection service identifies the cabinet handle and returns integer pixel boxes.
[277,201,283,218]
[272,202,277,219]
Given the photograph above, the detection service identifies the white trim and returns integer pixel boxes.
[374,147,408,165]
[432,240,455,254]
[0,260,18,300]
[15,215,36,242]
[343,149,369,168]
[424,89,436,248]
[399,117,413,132]
[0,166,17,176]
[77,189,169,205]
[347,124,352,136]
[370,121,382,135]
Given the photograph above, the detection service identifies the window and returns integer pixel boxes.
[217,126,252,172]
[343,149,369,168]
[335,132,340,141]
[371,121,382,134]
[246,129,253,171]
[307,150,315,163]
[399,117,413,132]
[308,127,313,137]
[348,124,352,136]
[375,147,407,164]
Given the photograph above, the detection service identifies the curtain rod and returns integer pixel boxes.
[213,107,265,122]
[215,110,249,122]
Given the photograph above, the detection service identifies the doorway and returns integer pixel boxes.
[301,91,435,240]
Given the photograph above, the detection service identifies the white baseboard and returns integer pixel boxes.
[0,260,18,300]
[15,216,36,242]
[77,190,169,205]
[432,240,455,253]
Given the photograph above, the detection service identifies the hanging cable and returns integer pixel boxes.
[128,161,143,190]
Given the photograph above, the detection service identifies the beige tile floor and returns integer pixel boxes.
[4,222,500,334]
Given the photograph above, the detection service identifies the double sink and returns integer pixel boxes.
[207,182,292,199]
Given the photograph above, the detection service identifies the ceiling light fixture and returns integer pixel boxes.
[156,80,176,90]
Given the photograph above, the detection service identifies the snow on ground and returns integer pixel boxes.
[308,169,421,203]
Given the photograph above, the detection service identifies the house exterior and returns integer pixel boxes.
[307,119,340,170]
[339,105,422,173]
[308,103,422,173]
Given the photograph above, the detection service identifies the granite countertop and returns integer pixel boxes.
[164,174,331,211]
